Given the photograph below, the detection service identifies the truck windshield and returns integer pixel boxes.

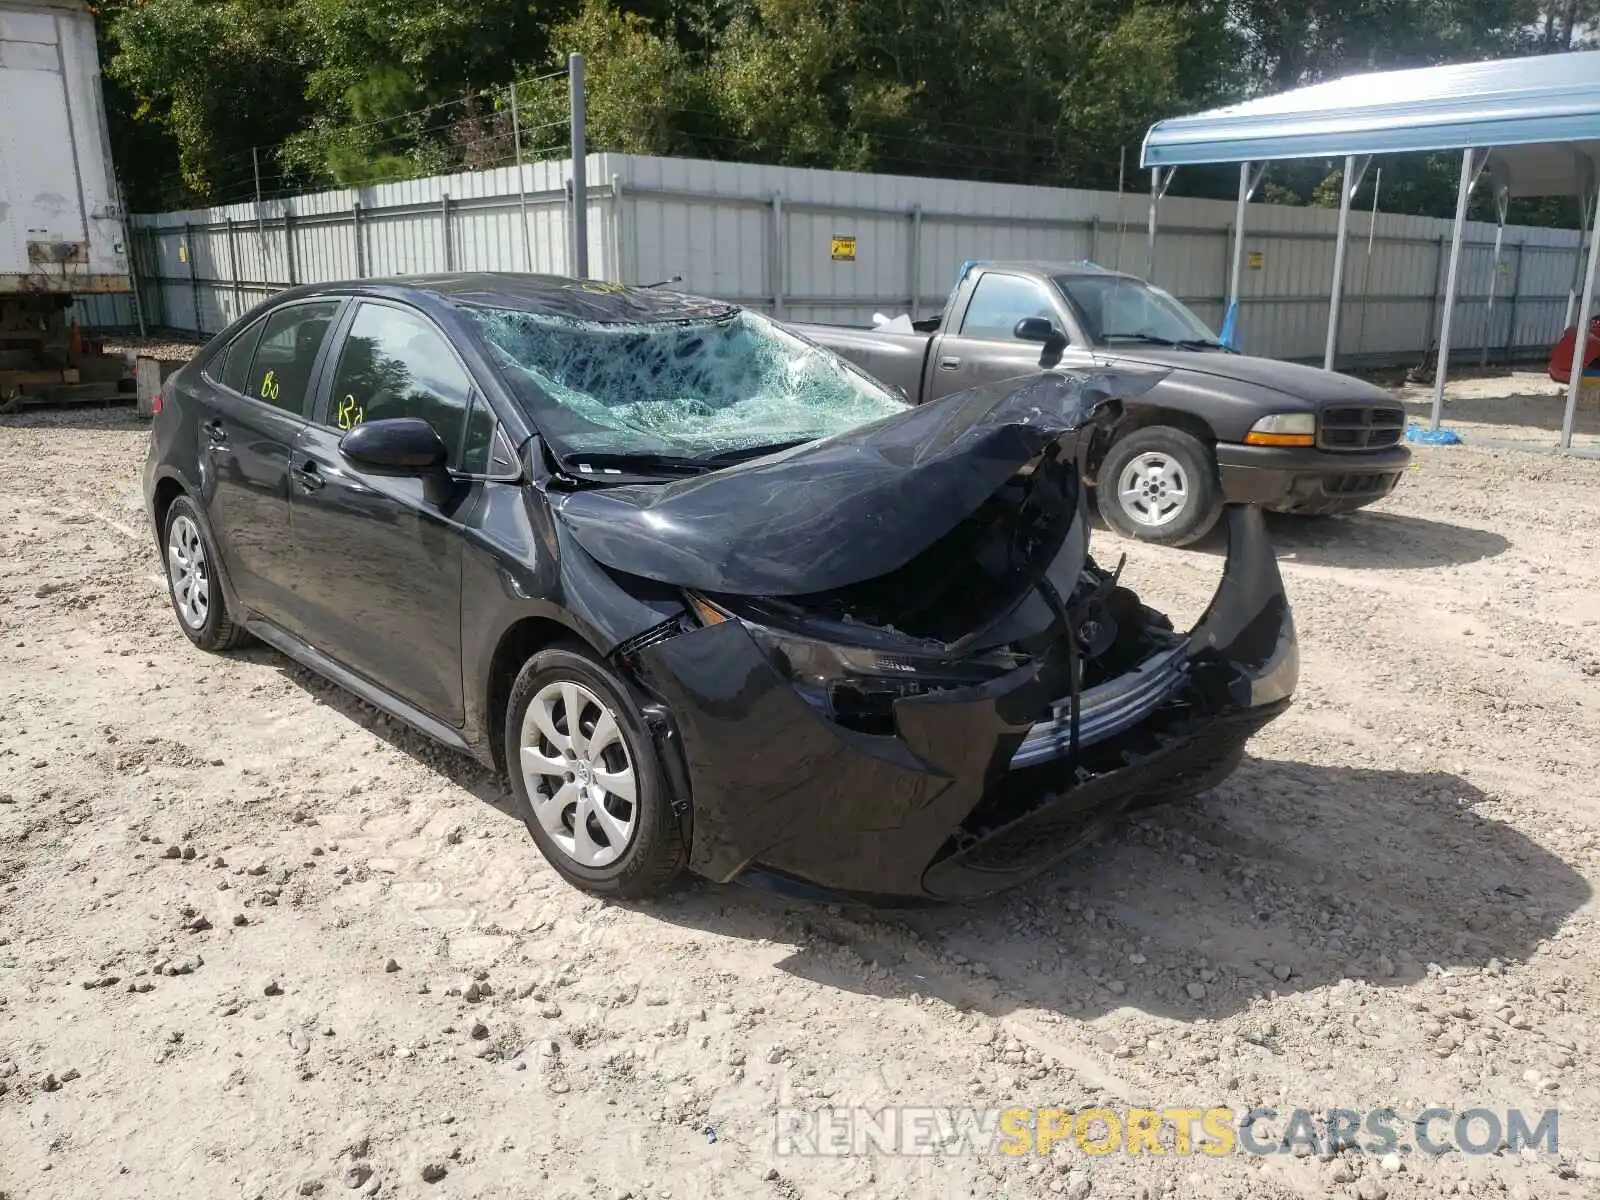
[1054,275,1222,348]
[467,306,907,464]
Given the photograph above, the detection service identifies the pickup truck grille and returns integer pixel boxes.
[1317,405,1406,451]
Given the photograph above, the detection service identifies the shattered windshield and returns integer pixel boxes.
[1054,275,1221,347]
[466,306,908,461]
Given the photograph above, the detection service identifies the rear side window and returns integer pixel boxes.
[215,318,266,395]
[326,303,474,466]
[246,302,341,417]
[960,274,1058,341]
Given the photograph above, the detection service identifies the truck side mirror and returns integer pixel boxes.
[1014,317,1066,350]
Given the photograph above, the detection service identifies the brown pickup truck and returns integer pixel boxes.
[795,260,1410,545]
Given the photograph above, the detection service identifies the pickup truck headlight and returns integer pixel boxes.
[1244,413,1315,447]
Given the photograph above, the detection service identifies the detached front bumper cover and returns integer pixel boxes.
[625,504,1297,902]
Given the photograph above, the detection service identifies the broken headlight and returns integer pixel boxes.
[687,592,1023,736]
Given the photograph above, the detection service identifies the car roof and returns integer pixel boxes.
[968,260,1139,280]
[270,272,737,324]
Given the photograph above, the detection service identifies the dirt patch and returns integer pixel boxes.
[0,407,1597,1199]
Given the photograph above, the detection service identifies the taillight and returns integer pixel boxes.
[150,393,163,415]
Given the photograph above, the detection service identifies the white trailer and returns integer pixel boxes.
[0,0,131,401]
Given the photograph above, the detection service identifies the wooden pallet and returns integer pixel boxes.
[0,377,129,414]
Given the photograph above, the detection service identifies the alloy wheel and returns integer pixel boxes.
[167,514,210,630]
[1116,451,1190,528]
[519,679,638,868]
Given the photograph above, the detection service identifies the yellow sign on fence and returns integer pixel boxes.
[831,235,858,262]
[1247,250,1264,270]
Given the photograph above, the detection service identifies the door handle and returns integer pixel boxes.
[291,461,324,492]
[203,419,227,445]
[937,355,962,371]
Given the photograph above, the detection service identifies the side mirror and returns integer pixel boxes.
[339,417,448,473]
[1014,317,1066,349]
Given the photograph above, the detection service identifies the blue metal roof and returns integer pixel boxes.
[1143,50,1600,179]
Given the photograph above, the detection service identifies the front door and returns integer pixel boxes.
[200,300,341,623]
[925,271,1074,403]
[288,300,477,725]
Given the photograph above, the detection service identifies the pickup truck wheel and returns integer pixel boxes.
[1097,426,1223,547]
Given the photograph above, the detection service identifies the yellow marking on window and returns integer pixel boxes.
[336,394,365,430]
[260,369,280,401]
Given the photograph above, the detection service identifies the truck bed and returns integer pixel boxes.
[789,321,933,399]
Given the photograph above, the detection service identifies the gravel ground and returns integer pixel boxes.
[1,401,1597,1200]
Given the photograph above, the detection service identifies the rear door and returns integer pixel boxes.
[198,300,341,623]
[925,272,1075,402]
[287,300,478,725]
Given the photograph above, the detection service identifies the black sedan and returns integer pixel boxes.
[143,273,1298,902]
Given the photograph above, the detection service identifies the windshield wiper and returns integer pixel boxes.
[1176,337,1230,351]
[697,439,813,465]
[562,451,710,478]
[1101,333,1181,346]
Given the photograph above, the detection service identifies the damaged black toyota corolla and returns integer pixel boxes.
[144,273,1297,902]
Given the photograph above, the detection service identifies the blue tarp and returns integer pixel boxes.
[1406,424,1463,446]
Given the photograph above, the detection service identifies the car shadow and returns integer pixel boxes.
[1156,507,1510,570]
[240,643,522,820]
[638,755,1590,1025]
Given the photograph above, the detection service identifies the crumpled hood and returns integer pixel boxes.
[1096,347,1394,404]
[548,369,1165,596]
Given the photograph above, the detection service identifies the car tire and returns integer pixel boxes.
[162,495,250,651]
[504,644,686,898]
[1096,426,1224,547]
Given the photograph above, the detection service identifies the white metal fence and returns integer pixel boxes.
[75,152,1587,368]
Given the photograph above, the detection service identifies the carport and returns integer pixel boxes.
[1140,50,1600,451]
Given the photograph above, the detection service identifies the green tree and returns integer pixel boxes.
[107,0,314,205]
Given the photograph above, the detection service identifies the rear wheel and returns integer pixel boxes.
[504,645,686,898]
[1096,425,1223,547]
[163,495,250,651]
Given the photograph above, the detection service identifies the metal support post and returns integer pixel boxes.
[284,205,299,286]
[1145,167,1173,281]
[440,194,452,271]
[510,81,532,273]
[1226,161,1267,349]
[909,204,923,319]
[1481,186,1510,368]
[1430,148,1490,429]
[1560,182,1600,450]
[1325,154,1372,371]
[769,193,786,319]
[1502,240,1526,362]
[353,201,366,278]
[1565,190,1595,330]
[568,53,589,278]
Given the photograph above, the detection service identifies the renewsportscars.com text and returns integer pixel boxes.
[775,1105,1559,1158]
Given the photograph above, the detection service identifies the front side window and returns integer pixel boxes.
[465,306,906,462]
[246,302,341,416]
[326,303,474,465]
[959,274,1059,341]
[1054,275,1220,348]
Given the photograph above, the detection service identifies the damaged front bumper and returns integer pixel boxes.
[623,504,1297,902]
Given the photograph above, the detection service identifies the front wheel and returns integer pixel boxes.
[1096,426,1223,547]
[504,645,687,898]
